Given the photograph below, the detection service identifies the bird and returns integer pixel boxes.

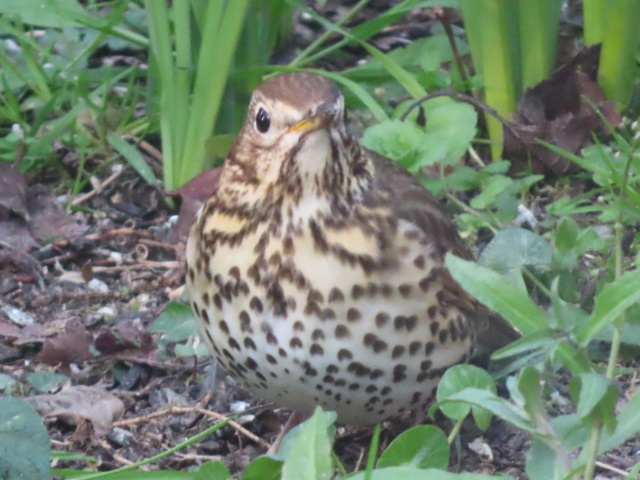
[185,72,518,425]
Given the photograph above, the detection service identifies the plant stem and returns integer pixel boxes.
[583,135,636,480]
[447,418,465,445]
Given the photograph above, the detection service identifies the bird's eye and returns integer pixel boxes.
[255,107,271,133]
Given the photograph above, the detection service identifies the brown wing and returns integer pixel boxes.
[365,149,520,352]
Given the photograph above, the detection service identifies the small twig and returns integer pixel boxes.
[434,7,469,89]
[99,439,135,466]
[113,406,271,449]
[84,228,153,241]
[400,89,513,129]
[71,167,126,206]
[595,460,636,478]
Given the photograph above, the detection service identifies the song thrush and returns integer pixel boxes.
[186,72,517,424]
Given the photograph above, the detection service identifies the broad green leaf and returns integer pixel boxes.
[576,268,640,343]
[242,457,282,480]
[490,329,560,360]
[434,388,533,432]
[586,387,640,459]
[526,439,563,480]
[0,397,51,480]
[446,254,590,374]
[479,228,552,291]
[480,229,553,272]
[377,425,448,469]
[516,367,546,425]
[470,175,512,209]
[349,466,515,480]
[0,0,84,28]
[149,301,198,342]
[195,461,230,480]
[569,373,617,432]
[446,254,546,335]
[436,365,495,430]
[281,407,332,480]
[417,102,477,168]
[554,217,579,251]
[361,119,424,170]
[0,374,16,391]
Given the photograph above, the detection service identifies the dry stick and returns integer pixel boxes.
[113,406,271,449]
[99,439,135,467]
[434,6,470,89]
[595,461,635,478]
[71,166,126,206]
[400,89,514,131]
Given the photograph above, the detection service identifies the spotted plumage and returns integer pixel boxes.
[186,72,517,424]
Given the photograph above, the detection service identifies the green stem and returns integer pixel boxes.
[583,130,636,480]
[64,418,231,479]
[447,418,465,445]
[583,423,603,480]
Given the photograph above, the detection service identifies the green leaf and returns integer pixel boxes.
[446,254,546,335]
[593,387,640,457]
[361,119,424,171]
[469,175,512,209]
[377,425,449,469]
[436,365,495,430]
[568,373,617,431]
[26,372,70,392]
[434,388,533,432]
[417,102,477,168]
[0,374,16,391]
[0,0,84,28]
[479,228,552,290]
[242,457,282,480]
[526,439,563,480]
[281,407,333,480]
[108,133,159,186]
[195,461,231,480]
[0,397,51,480]
[576,268,640,344]
[348,466,515,480]
[491,329,560,360]
[516,367,547,426]
[554,217,579,251]
[149,301,198,343]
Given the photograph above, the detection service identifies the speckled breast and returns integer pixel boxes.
[186,205,474,425]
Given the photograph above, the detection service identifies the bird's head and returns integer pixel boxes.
[218,72,371,208]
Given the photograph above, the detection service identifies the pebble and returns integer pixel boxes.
[97,306,117,317]
[87,278,109,293]
[1,305,35,326]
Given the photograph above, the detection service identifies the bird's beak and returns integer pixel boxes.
[288,102,337,134]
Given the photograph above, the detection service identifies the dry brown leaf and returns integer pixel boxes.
[26,385,124,436]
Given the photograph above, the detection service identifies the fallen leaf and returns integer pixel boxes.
[0,163,29,221]
[164,167,222,243]
[36,319,93,367]
[504,45,620,175]
[27,187,87,243]
[25,385,124,436]
[94,318,154,355]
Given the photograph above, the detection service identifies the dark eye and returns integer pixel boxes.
[255,107,270,133]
